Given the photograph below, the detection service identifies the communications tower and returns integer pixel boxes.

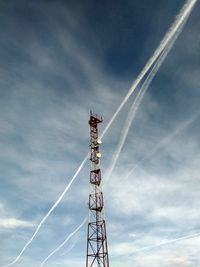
[86,112,109,267]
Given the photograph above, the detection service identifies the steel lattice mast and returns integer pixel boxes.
[86,111,109,267]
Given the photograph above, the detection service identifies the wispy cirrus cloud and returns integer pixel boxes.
[0,0,200,267]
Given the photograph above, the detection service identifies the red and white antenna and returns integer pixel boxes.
[86,111,109,267]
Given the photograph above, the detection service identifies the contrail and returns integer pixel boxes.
[1,157,88,267]
[40,217,87,267]
[125,111,199,180]
[59,235,78,256]
[2,1,197,266]
[105,50,169,180]
[129,232,200,256]
[101,0,197,139]
[105,8,191,181]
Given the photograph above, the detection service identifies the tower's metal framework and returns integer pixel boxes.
[86,112,109,267]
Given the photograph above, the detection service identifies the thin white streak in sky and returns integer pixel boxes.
[101,0,197,139]
[1,157,88,267]
[105,8,191,181]
[2,1,197,266]
[110,232,200,260]
[129,232,200,256]
[40,218,87,267]
[105,49,168,181]
[59,235,78,256]
[125,111,199,180]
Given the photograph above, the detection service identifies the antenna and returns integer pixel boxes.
[86,111,109,267]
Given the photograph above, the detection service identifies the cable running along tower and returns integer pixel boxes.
[86,112,109,267]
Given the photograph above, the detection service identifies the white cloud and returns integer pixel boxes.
[0,218,34,229]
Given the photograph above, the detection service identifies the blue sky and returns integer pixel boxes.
[0,0,200,266]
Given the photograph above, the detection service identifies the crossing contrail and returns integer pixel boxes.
[101,0,197,139]
[2,1,197,266]
[105,50,170,180]
[40,218,87,267]
[105,7,191,181]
